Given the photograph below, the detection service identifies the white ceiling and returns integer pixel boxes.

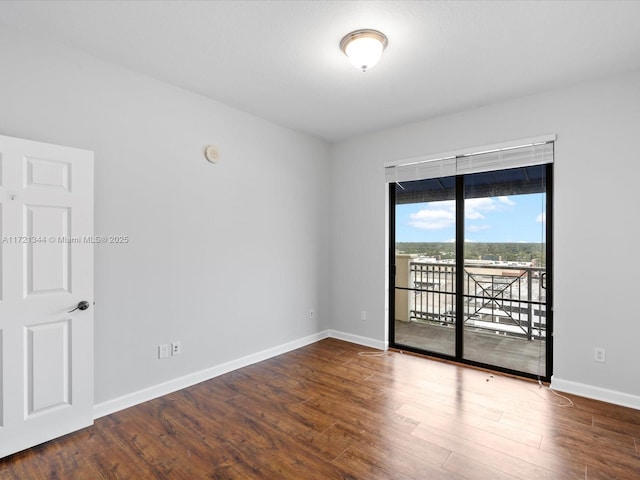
[1,0,640,142]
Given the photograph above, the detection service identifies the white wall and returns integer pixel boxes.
[330,70,640,408]
[0,25,331,408]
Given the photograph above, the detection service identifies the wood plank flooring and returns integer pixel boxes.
[1,338,639,479]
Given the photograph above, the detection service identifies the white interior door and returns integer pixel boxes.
[0,134,94,458]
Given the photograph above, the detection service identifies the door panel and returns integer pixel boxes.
[461,167,548,376]
[25,205,71,295]
[25,156,71,191]
[392,177,457,357]
[0,134,93,458]
[390,164,552,380]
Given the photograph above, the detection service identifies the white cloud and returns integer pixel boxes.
[497,196,516,206]
[536,212,546,223]
[408,201,456,230]
[407,196,515,231]
[465,196,514,220]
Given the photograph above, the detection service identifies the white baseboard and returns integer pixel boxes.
[328,329,387,351]
[551,376,640,411]
[93,330,331,419]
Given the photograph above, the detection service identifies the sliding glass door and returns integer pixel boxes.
[389,142,553,380]
[460,166,549,376]
[391,176,457,356]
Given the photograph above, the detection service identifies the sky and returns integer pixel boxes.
[395,193,546,243]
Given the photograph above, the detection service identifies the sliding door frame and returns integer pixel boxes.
[388,164,553,382]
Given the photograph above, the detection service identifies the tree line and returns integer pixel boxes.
[396,242,546,265]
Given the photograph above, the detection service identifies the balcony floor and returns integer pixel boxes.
[394,320,546,376]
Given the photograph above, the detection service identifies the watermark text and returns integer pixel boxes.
[2,235,129,244]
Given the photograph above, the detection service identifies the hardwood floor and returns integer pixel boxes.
[1,338,639,479]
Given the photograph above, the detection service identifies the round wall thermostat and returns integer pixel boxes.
[204,145,221,163]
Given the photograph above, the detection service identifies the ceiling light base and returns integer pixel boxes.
[340,29,388,72]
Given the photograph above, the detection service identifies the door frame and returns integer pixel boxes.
[388,164,553,382]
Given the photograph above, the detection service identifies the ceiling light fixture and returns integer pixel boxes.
[340,29,388,72]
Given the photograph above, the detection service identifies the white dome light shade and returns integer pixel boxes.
[340,29,388,72]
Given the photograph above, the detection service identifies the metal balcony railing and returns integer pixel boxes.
[408,260,546,340]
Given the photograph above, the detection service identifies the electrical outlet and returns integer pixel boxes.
[594,347,606,363]
[309,309,314,319]
[171,341,182,356]
[361,310,367,321]
[158,344,169,359]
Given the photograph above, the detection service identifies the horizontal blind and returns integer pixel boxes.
[385,156,456,183]
[385,140,554,183]
[456,142,553,175]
